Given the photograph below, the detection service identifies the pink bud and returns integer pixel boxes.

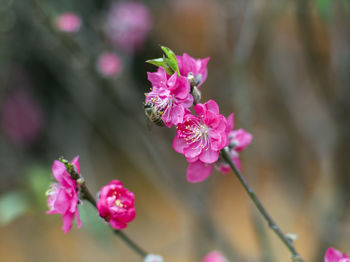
[97,180,136,230]
[56,13,81,32]
[97,52,123,77]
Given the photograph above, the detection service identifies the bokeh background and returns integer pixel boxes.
[0,0,349,261]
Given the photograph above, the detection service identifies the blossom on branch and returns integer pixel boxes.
[46,156,81,233]
[177,53,210,88]
[145,67,193,127]
[97,180,136,230]
[173,100,228,182]
[182,113,252,183]
[215,113,252,173]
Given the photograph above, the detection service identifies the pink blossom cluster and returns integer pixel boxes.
[145,51,252,182]
[325,247,350,262]
[47,158,136,233]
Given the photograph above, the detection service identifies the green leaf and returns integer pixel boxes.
[146,58,165,67]
[0,191,29,226]
[161,46,180,76]
[146,57,174,75]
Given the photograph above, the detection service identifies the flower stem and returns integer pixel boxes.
[59,157,148,258]
[113,230,148,257]
[221,148,304,262]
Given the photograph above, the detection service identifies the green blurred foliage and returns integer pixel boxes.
[0,190,29,226]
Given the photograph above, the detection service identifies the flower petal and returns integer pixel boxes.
[199,149,219,164]
[62,211,74,234]
[186,161,212,183]
[172,135,187,154]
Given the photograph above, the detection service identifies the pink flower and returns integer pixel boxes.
[173,100,228,163]
[182,113,252,183]
[145,67,193,127]
[177,53,210,88]
[1,89,43,147]
[105,2,152,52]
[46,156,81,234]
[202,251,228,262]
[97,180,136,230]
[97,52,123,77]
[55,13,81,32]
[215,114,253,173]
[173,100,228,182]
[325,247,350,262]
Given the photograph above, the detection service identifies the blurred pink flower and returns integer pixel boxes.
[105,2,152,52]
[177,53,210,88]
[97,52,123,77]
[46,156,81,234]
[1,89,43,147]
[215,114,252,173]
[146,67,193,127]
[97,180,136,230]
[55,13,81,32]
[325,247,350,262]
[202,251,228,262]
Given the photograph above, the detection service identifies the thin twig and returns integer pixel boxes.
[221,148,304,262]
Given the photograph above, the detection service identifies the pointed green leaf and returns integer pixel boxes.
[146,57,174,75]
[146,58,165,67]
[161,46,180,76]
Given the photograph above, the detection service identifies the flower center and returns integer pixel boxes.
[115,199,123,208]
[180,119,210,150]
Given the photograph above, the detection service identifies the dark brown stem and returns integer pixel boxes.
[221,148,304,262]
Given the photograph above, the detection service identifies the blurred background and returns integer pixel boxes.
[0,0,349,261]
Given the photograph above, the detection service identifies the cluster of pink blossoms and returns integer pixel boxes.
[145,49,252,182]
[46,157,136,233]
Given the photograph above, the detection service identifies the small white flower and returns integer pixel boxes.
[144,254,163,262]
